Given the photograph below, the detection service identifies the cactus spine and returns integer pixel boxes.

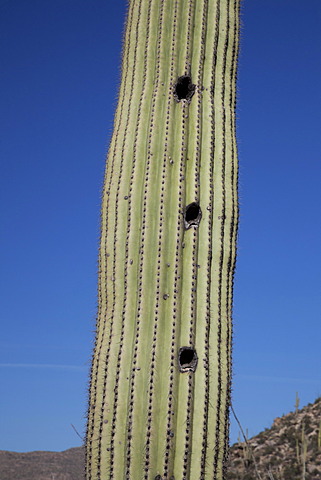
[86,0,240,479]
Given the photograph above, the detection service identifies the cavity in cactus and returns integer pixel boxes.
[86,0,240,478]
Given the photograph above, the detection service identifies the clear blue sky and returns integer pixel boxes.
[1,0,320,453]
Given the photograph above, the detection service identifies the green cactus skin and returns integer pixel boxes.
[86,0,240,479]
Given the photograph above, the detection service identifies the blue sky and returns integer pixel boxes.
[1,0,320,453]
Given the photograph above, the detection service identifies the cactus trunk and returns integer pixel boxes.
[86,0,240,479]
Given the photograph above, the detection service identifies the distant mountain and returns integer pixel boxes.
[0,447,84,480]
[1,397,320,480]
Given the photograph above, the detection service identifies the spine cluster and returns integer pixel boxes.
[86,0,240,479]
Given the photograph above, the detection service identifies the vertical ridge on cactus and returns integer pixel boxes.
[86,0,240,479]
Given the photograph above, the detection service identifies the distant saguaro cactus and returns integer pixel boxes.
[86,0,240,479]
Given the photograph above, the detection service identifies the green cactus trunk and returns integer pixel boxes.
[86,0,240,479]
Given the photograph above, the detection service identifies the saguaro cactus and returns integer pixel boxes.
[86,0,240,479]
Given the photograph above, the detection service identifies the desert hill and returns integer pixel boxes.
[1,397,320,480]
[0,447,84,480]
[226,396,321,479]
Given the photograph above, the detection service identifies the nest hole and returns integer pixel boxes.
[184,202,202,229]
[178,347,198,372]
[174,75,195,102]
